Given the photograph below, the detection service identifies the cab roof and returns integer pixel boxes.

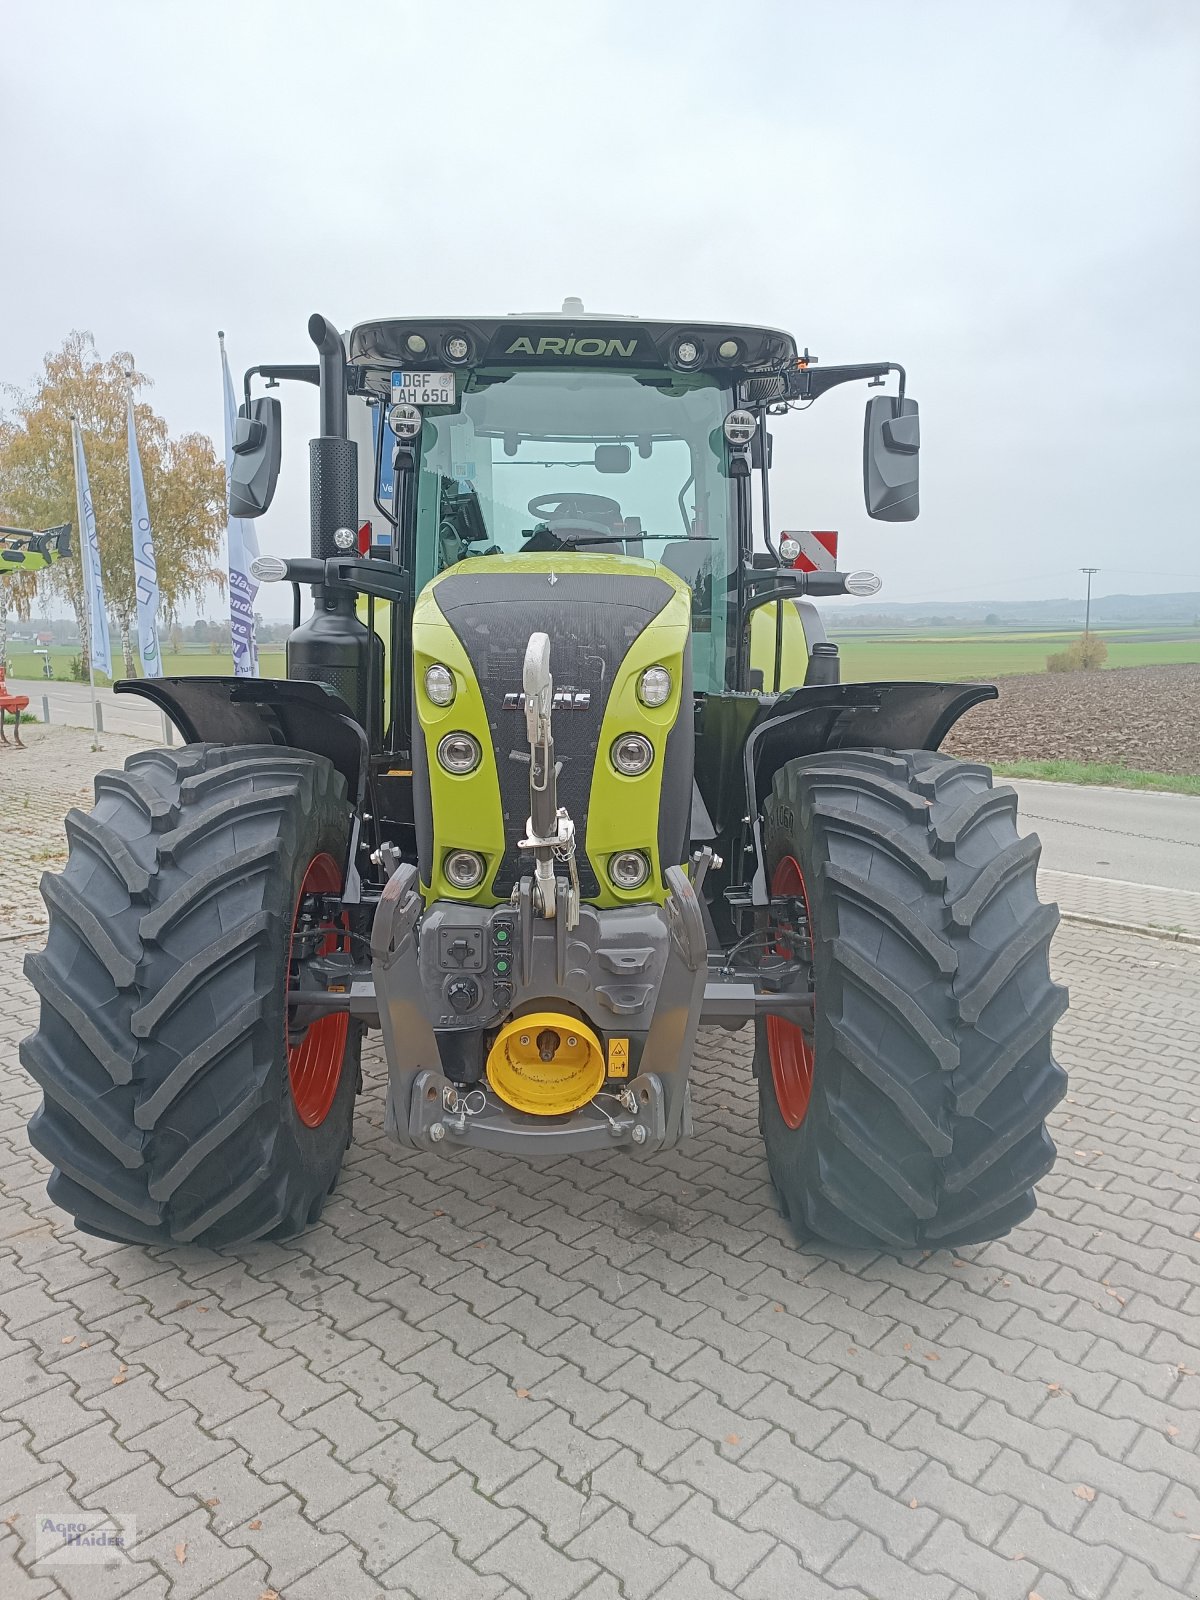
[347,308,799,380]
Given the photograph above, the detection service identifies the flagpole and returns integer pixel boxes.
[70,412,102,750]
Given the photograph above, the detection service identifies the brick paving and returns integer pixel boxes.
[1040,870,1200,944]
[2,739,1199,1598]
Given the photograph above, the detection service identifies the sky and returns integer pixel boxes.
[3,0,1198,616]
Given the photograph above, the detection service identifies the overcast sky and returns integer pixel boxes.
[3,0,1197,615]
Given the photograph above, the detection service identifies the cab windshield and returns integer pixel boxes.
[411,367,736,693]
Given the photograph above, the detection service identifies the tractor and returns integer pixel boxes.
[21,303,1067,1250]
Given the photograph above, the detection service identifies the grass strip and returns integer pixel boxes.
[990,760,1200,796]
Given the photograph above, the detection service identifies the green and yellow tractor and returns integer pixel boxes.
[21,304,1067,1250]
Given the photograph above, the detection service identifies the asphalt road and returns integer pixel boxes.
[7,676,168,740]
[1009,777,1200,892]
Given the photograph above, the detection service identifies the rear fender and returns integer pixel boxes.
[740,680,997,905]
[114,676,369,808]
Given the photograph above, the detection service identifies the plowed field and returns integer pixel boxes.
[941,662,1200,775]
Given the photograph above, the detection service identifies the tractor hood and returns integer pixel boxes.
[410,555,694,907]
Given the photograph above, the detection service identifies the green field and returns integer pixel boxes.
[7,623,1200,687]
[4,644,287,681]
[834,625,1200,682]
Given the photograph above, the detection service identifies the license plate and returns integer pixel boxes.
[391,370,456,406]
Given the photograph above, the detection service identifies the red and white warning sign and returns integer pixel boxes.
[782,530,838,572]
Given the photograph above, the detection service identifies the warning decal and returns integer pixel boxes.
[607,1038,630,1078]
[783,529,838,573]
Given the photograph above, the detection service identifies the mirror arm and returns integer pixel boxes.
[241,364,321,409]
[782,361,905,403]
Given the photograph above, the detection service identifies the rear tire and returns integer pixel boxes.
[755,749,1068,1250]
[21,744,360,1247]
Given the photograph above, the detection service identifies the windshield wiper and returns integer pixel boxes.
[545,533,717,550]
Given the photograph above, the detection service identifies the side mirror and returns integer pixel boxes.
[228,397,282,518]
[864,394,920,521]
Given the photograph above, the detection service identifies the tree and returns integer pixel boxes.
[0,332,227,676]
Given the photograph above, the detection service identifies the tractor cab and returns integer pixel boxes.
[346,308,797,697]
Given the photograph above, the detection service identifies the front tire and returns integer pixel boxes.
[21,744,360,1247]
[755,749,1068,1250]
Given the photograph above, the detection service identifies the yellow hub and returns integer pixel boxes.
[486,1012,605,1116]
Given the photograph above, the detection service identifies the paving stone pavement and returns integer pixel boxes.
[2,741,1199,1598]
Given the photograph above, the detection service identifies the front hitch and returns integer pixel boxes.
[517,632,581,927]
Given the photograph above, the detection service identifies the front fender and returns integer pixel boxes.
[745,679,998,812]
[113,676,368,807]
[739,679,998,905]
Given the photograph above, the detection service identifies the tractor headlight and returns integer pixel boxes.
[444,850,485,889]
[778,536,801,565]
[673,337,702,368]
[637,665,672,707]
[424,663,456,706]
[609,851,651,890]
[723,409,757,446]
[437,732,482,774]
[404,331,428,356]
[444,333,471,363]
[611,733,654,776]
[388,402,423,439]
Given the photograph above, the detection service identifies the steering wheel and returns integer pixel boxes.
[526,492,623,539]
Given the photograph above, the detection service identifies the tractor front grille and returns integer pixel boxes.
[433,569,675,898]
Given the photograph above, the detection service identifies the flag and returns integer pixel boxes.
[126,391,161,676]
[71,416,112,679]
[220,332,259,676]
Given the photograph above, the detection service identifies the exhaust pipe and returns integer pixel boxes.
[308,313,348,439]
[306,314,357,565]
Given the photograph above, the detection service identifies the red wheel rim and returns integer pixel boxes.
[766,855,816,1129]
[287,853,349,1128]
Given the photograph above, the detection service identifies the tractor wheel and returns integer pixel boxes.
[20,744,361,1248]
[755,749,1068,1250]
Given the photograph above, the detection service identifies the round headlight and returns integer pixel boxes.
[778,536,801,565]
[611,733,654,776]
[723,409,757,446]
[717,338,741,362]
[444,850,485,889]
[609,850,650,890]
[637,665,672,708]
[333,526,357,551]
[405,331,428,356]
[673,338,701,367]
[424,664,456,706]
[445,334,470,363]
[845,570,883,596]
[437,732,482,774]
[389,402,422,439]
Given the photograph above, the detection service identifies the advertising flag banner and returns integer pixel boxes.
[126,392,161,675]
[220,333,259,676]
[71,416,112,678]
